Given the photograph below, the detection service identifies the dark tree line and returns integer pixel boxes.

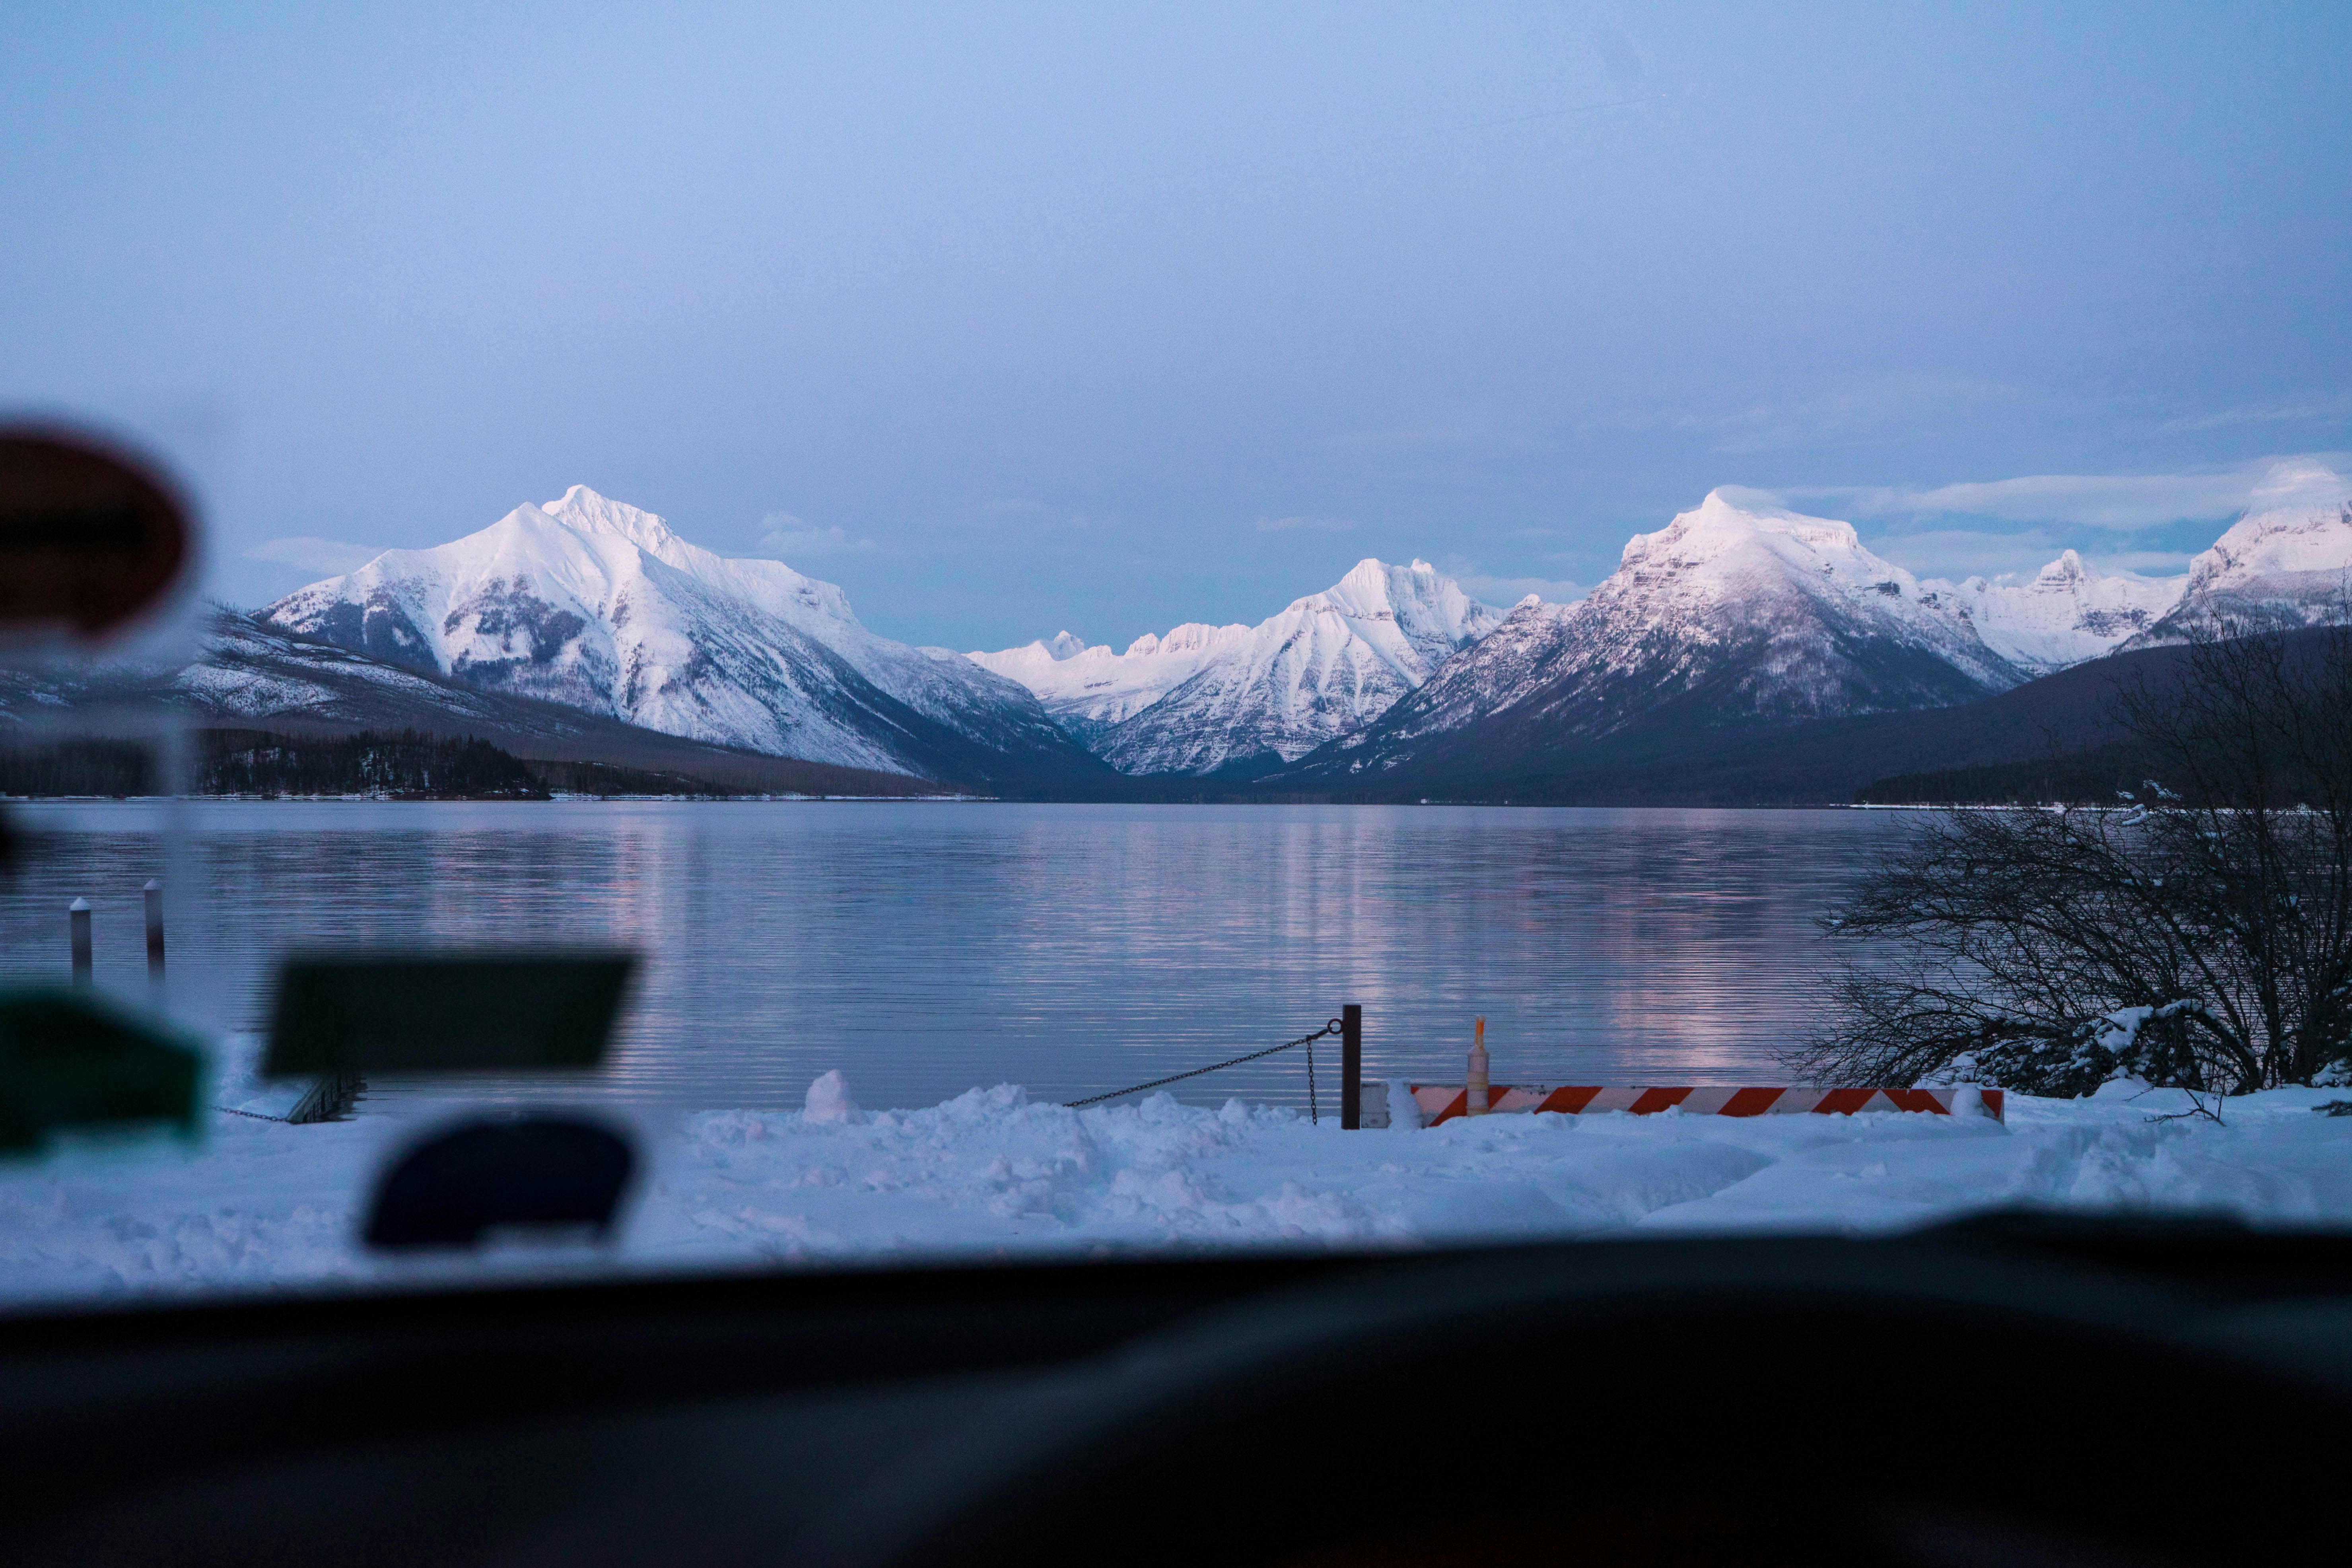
[0,727,784,799]
[0,729,549,799]
[1798,622,2352,1096]
[1852,745,2149,807]
[202,730,549,798]
[0,737,152,797]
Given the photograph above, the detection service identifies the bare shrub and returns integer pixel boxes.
[1796,620,2352,1095]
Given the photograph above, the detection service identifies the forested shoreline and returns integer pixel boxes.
[0,729,779,800]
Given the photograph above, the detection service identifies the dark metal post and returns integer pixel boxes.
[144,880,166,990]
[69,898,92,987]
[1340,1003,1363,1130]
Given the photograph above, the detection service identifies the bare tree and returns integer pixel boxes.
[1795,619,2352,1096]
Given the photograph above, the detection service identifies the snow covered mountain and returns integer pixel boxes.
[262,487,1100,787]
[972,559,1501,775]
[1288,491,2024,783]
[0,605,525,736]
[2123,467,2352,648]
[0,606,969,796]
[1923,552,2185,674]
[968,623,1256,749]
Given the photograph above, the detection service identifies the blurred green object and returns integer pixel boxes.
[0,989,203,1155]
[264,952,636,1076]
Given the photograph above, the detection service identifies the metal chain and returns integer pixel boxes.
[214,1105,294,1123]
[1066,1018,1345,1111]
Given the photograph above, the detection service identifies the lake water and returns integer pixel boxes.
[0,802,1917,1113]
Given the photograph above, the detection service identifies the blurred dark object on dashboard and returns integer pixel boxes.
[363,1115,636,1250]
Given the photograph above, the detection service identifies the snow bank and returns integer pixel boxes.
[6,1074,2352,1306]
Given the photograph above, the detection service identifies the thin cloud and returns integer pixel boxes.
[2163,394,2352,432]
[1436,550,1586,606]
[1679,375,2023,455]
[754,512,876,559]
[1864,529,2193,585]
[1322,426,1478,451]
[1777,455,2349,530]
[2099,549,2197,574]
[1458,573,1586,606]
[982,498,1044,514]
[242,536,383,575]
[1258,515,1355,533]
[1862,528,2070,583]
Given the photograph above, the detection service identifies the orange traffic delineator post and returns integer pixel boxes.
[1406,1084,2004,1127]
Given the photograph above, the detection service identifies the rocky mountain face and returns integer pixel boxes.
[261,487,1102,789]
[1283,492,2027,786]
[972,559,1500,775]
[1924,551,2184,674]
[968,623,1256,750]
[1276,475,2352,796]
[0,606,949,797]
[2123,482,2352,649]
[2,606,535,736]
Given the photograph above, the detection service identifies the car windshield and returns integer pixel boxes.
[3,7,2350,1310]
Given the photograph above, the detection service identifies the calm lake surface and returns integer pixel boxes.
[1,802,1920,1113]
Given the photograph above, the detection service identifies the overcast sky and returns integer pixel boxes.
[5,4,2348,651]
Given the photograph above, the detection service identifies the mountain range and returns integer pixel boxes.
[969,558,1500,775]
[8,472,2347,802]
[1264,482,2349,795]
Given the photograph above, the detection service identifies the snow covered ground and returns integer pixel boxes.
[5,1064,2351,1306]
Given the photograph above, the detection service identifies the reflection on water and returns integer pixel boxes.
[0,802,1914,1111]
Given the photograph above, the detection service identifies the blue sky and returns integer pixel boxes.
[5,3,2347,651]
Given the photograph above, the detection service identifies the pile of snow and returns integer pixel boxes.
[6,1070,2352,1305]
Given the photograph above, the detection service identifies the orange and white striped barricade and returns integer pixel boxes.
[1405,1084,2003,1127]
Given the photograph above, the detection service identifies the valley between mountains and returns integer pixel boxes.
[9,471,2350,804]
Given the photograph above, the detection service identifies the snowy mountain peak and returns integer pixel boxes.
[2173,470,2342,592]
[1131,622,1244,659]
[1296,491,2025,780]
[1329,556,1398,607]
[1925,550,2183,675]
[1607,492,1931,616]
[535,484,693,564]
[2039,549,2088,585]
[2125,463,2352,647]
[970,558,1501,773]
[1621,490,1864,575]
[260,488,1091,785]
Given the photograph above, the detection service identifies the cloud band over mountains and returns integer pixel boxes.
[1743,455,2349,531]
